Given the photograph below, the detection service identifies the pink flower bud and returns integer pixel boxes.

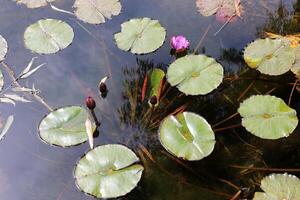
[170,35,190,53]
[85,96,96,110]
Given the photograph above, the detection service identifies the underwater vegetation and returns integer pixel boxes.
[0,0,300,199]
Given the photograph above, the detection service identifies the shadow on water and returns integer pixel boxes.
[0,0,299,199]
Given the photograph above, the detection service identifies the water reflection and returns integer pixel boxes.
[0,0,299,199]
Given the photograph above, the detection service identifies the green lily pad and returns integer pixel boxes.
[0,70,3,92]
[291,45,300,76]
[74,0,121,25]
[238,95,298,140]
[159,112,216,161]
[253,173,300,200]
[24,19,74,54]
[167,55,224,95]
[0,35,8,62]
[114,18,166,54]
[145,68,165,106]
[39,106,95,147]
[244,38,295,76]
[74,144,144,198]
[14,0,56,8]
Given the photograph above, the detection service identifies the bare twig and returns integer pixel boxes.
[2,62,53,111]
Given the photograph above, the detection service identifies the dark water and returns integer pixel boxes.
[0,0,299,199]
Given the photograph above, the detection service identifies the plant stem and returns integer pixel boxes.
[230,165,300,172]
[90,109,100,127]
[288,80,298,106]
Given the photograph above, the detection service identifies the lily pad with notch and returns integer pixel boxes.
[24,19,74,54]
[73,0,122,25]
[244,38,295,76]
[167,55,224,95]
[39,106,95,147]
[238,95,298,140]
[196,0,243,22]
[253,173,300,200]
[159,112,216,161]
[74,144,144,199]
[114,18,166,54]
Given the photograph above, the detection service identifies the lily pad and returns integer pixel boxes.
[74,144,144,198]
[238,95,298,140]
[145,68,165,106]
[73,0,121,25]
[167,55,224,95]
[244,38,295,75]
[159,112,216,161]
[0,35,8,62]
[14,0,56,8]
[253,173,300,200]
[114,18,166,54]
[196,0,242,22]
[24,19,74,54]
[0,70,3,92]
[39,106,95,147]
[291,45,300,76]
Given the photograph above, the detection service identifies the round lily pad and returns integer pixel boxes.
[24,19,74,54]
[14,0,56,9]
[291,45,300,76]
[74,0,121,24]
[244,38,295,76]
[238,95,298,140]
[167,55,224,95]
[74,144,144,199]
[114,18,166,54]
[39,106,95,147]
[0,35,8,62]
[253,173,300,200]
[159,112,216,161]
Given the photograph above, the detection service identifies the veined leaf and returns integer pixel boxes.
[238,95,298,139]
[253,173,300,200]
[159,112,216,161]
[167,55,224,95]
[114,18,166,54]
[24,19,74,54]
[74,144,144,198]
[39,106,96,147]
[73,0,121,24]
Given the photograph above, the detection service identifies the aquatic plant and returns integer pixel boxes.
[253,173,300,200]
[170,35,190,53]
[159,112,216,161]
[167,55,224,95]
[24,19,74,54]
[74,144,144,199]
[114,18,166,54]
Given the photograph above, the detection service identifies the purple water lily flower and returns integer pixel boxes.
[170,35,190,53]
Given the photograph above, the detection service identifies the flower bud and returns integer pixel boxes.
[99,82,107,94]
[149,95,158,106]
[85,96,96,110]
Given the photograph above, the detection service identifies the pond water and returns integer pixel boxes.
[0,0,300,199]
